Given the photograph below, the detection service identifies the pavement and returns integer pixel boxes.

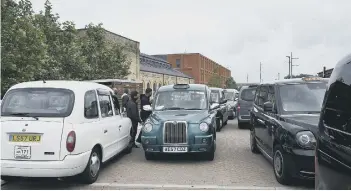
[1,120,313,190]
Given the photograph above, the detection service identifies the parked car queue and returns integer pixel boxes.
[1,54,350,189]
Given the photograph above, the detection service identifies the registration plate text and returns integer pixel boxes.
[9,134,41,142]
[163,147,188,153]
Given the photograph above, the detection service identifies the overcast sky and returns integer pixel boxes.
[31,0,351,83]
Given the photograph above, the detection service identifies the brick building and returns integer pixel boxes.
[153,53,231,88]
[140,53,194,93]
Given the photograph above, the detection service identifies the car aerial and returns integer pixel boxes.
[315,53,351,189]
[209,87,229,131]
[224,89,239,119]
[237,85,258,129]
[1,80,133,184]
[249,77,328,185]
[140,84,219,161]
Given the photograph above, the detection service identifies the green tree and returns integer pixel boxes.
[225,76,238,89]
[284,73,315,79]
[34,0,88,80]
[1,0,49,96]
[80,23,130,80]
[208,67,221,87]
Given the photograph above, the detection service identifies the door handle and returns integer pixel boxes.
[104,130,108,133]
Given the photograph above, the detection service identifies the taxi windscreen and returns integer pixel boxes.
[279,82,327,113]
[154,90,207,111]
[1,88,75,117]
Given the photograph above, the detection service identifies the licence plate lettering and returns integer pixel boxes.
[14,145,31,159]
[163,147,188,153]
[10,134,41,142]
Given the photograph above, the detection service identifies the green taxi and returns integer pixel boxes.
[141,84,219,161]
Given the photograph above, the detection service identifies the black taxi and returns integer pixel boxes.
[315,53,351,189]
[249,77,328,185]
[140,84,219,161]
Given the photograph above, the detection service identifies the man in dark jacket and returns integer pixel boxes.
[140,88,153,122]
[112,88,120,113]
[136,88,153,144]
[126,90,141,148]
[121,88,129,112]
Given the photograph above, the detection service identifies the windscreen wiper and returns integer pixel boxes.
[163,107,184,110]
[185,108,202,110]
[9,113,39,120]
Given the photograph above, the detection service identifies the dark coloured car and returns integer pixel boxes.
[209,87,229,131]
[237,85,258,129]
[249,77,328,185]
[315,54,351,189]
[140,84,219,161]
[224,89,239,119]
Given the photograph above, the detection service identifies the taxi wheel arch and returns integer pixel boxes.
[79,145,103,184]
[273,145,294,185]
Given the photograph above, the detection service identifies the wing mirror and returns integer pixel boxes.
[263,102,274,112]
[210,103,220,110]
[220,99,228,104]
[143,105,152,111]
[235,98,238,101]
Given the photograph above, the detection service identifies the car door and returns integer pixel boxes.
[263,85,278,156]
[97,89,119,160]
[220,90,229,121]
[110,92,131,152]
[252,86,264,146]
[254,85,271,153]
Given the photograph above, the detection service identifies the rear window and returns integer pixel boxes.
[1,88,75,117]
[240,88,256,101]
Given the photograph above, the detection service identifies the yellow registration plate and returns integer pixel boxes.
[10,134,41,142]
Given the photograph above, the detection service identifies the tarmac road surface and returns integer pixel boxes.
[1,120,312,190]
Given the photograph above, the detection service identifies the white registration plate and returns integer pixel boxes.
[163,146,188,153]
[14,145,31,159]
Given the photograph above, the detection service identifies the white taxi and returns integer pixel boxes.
[1,80,133,184]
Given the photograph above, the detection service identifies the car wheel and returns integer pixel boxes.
[123,141,133,154]
[250,128,260,154]
[79,148,101,184]
[145,152,155,160]
[273,145,293,185]
[216,118,222,132]
[204,140,215,161]
[238,121,244,129]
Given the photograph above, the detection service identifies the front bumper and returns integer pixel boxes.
[1,150,90,178]
[285,148,315,180]
[141,135,213,153]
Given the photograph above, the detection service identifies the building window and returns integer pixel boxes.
[176,59,181,68]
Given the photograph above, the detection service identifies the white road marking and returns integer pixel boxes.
[89,183,292,190]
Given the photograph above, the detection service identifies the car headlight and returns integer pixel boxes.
[199,123,209,132]
[143,123,153,133]
[296,131,316,149]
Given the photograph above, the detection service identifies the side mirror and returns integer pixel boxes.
[235,98,238,101]
[210,103,220,110]
[220,99,227,104]
[143,105,152,111]
[263,102,273,112]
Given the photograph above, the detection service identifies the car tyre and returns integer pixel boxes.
[79,147,101,184]
[250,128,260,154]
[216,118,222,132]
[273,145,293,185]
[204,140,215,161]
[145,152,155,160]
[123,140,133,154]
[237,120,244,129]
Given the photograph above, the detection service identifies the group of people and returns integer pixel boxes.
[112,87,153,148]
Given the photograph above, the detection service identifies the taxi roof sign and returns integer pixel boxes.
[173,84,190,89]
[302,76,323,81]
